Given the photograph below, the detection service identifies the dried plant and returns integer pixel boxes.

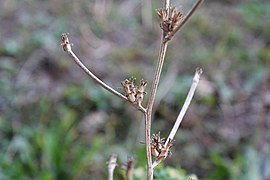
[61,0,204,179]
[107,155,118,180]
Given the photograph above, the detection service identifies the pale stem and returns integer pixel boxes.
[152,68,202,168]
[165,67,203,145]
[108,155,118,180]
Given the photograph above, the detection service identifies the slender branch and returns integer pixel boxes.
[145,38,168,180]
[152,68,203,168]
[164,0,204,42]
[165,67,203,145]
[61,33,146,113]
[108,155,118,180]
[126,157,134,180]
[144,0,171,177]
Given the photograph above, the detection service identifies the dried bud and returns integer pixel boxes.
[155,138,175,162]
[135,79,147,107]
[61,33,71,52]
[156,7,183,35]
[121,78,137,103]
[150,132,166,158]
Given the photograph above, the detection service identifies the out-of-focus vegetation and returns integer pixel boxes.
[1,0,270,179]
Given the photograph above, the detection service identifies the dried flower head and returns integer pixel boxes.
[156,7,183,36]
[155,138,175,163]
[61,33,72,52]
[135,79,147,107]
[121,77,137,103]
[151,131,175,164]
[121,78,147,108]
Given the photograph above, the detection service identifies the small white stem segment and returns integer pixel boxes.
[108,155,118,180]
[166,67,203,145]
[152,67,203,168]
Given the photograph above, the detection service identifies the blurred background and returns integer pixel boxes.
[1,0,270,179]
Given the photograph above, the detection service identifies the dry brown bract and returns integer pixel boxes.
[150,132,175,162]
[61,33,72,52]
[156,7,183,36]
[121,78,147,107]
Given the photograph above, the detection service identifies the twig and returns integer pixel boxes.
[144,41,168,180]
[164,0,204,42]
[152,68,203,168]
[108,155,118,180]
[126,157,134,180]
[144,0,171,178]
[61,33,146,113]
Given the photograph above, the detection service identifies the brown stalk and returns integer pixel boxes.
[144,0,204,178]
[144,0,171,178]
[126,158,134,180]
[61,33,146,113]
[62,0,203,179]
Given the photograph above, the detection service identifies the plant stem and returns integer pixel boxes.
[165,68,203,145]
[108,155,117,180]
[145,35,168,180]
[152,68,203,168]
[61,34,146,113]
[144,1,171,179]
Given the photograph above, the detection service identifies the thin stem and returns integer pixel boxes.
[108,155,118,180]
[61,33,146,113]
[144,1,171,179]
[165,68,202,145]
[165,0,170,10]
[164,0,204,42]
[126,158,134,180]
[144,113,153,180]
[145,40,168,180]
[152,68,202,168]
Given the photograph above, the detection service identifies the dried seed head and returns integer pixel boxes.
[150,132,166,158]
[156,7,183,36]
[155,138,175,162]
[61,33,71,51]
[135,79,147,107]
[121,78,136,103]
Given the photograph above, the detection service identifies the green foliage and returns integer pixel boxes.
[132,165,198,180]
[0,110,105,179]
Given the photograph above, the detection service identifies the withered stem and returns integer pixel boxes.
[62,34,146,113]
[126,158,134,180]
[145,0,170,178]
[108,155,118,180]
[166,68,202,145]
[152,68,203,168]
